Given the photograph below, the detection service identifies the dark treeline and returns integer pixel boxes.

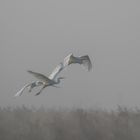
[0,106,140,140]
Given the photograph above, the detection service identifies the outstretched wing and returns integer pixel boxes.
[15,83,33,97]
[28,70,51,82]
[48,53,73,80]
[63,53,73,67]
[48,63,64,80]
[62,53,92,71]
[80,55,92,71]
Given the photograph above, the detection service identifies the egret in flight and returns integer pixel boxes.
[15,53,92,96]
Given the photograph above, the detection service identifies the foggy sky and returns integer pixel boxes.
[0,0,140,109]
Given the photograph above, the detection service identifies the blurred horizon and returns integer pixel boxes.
[0,106,140,139]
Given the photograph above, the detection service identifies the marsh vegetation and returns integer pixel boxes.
[0,106,140,140]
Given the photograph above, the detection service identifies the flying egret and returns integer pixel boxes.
[15,53,92,96]
[27,68,65,96]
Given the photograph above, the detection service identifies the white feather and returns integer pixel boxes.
[49,53,73,80]
[63,53,73,67]
[48,63,64,80]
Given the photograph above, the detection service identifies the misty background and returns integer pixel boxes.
[0,0,140,109]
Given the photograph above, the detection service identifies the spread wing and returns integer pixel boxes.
[27,70,51,82]
[28,53,92,82]
[49,53,73,80]
[63,53,73,67]
[49,53,92,80]
[62,53,92,71]
[48,63,64,80]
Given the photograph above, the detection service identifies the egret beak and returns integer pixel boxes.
[68,60,72,65]
[59,77,65,79]
[52,85,61,88]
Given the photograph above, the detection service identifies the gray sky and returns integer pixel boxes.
[0,0,140,109]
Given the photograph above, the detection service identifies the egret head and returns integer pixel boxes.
[56,77,65,84]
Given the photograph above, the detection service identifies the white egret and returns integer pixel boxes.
[27,69,65,96]
[15,53,92,96]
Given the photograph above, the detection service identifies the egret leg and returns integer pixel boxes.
[28,86,32,92]
[35,85,47,96]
